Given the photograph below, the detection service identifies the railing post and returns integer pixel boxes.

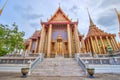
[76,53,80,62]
[28,53,44,75]
[28,60,32,75]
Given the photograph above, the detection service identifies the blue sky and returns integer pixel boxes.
[0,0,120,41]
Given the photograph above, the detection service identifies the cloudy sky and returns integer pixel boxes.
[0,0,120,41]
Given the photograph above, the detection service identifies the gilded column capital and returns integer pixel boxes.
[100,36,102,39]
[67,23,70,26]
[49,24,52,27]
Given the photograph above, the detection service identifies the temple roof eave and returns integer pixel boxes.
[30,36,40,40]
[41,21,78,25]
[85,34,116,40]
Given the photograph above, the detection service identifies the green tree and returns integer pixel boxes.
[0,23,25,56]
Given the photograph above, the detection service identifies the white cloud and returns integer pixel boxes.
[0,0,120,41]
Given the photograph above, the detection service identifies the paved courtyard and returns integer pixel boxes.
[0,72,120,80]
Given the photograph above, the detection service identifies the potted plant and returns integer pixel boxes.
[87,68,95,78]
[21,68,29,78]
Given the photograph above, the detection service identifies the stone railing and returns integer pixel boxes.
[0,57,36,64]
[97,49,120,57]
[4,54,22,57]
[4,53,41,57]
[81,57,120,65]
[75,53,87,75]
[29,53,44,75]
[86,57,120,74]
[0,57,35,72]
[109,57,120,65]
[79,53,92,57]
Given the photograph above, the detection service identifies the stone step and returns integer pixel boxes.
[38,63,79,65]
[31,58,85,76]
[32,70,85,73]
[37,64,80,66]
[33,69,83,72]
[41,61,77,63]
[36,66,81,69]
[37,64,79,66]
[32,72,85,76]
[38,62,79,65]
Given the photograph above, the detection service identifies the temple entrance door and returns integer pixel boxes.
[55,35,64,57]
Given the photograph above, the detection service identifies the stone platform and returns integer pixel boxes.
[0,72,120,80]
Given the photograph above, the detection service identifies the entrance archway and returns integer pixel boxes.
[55,35,64,57]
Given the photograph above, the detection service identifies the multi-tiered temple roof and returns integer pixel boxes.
[30,30,41,39]
[86,10,115,39]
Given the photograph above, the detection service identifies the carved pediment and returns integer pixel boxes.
[49,7,71,22]
[51,12,68,22]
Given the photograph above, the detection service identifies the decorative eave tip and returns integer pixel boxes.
[114,8,119,15]
[0,0,8,16]
[40,19,42,24]
[77,18,79,22]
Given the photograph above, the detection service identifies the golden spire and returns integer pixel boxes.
[0,0,8,16]
[59,3,60,7]
[114,8,120,38]
[87,8,95,26]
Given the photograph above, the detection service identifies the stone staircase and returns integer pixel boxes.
[31,57,85,76]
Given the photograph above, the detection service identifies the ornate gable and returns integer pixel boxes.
[48,7,71,22]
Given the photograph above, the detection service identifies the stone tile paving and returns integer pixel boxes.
[0,72,120,80]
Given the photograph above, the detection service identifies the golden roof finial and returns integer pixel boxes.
[77,18,79,22]
[40,19,42,23]
[59,3,61,8]
[51,14,52,18]
[87,8,95,26]
[0,0,8,16]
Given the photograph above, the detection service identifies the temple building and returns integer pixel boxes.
[25,7,119,58]
[85,10,119,56]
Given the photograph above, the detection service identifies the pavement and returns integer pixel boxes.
[0,72,120,80]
